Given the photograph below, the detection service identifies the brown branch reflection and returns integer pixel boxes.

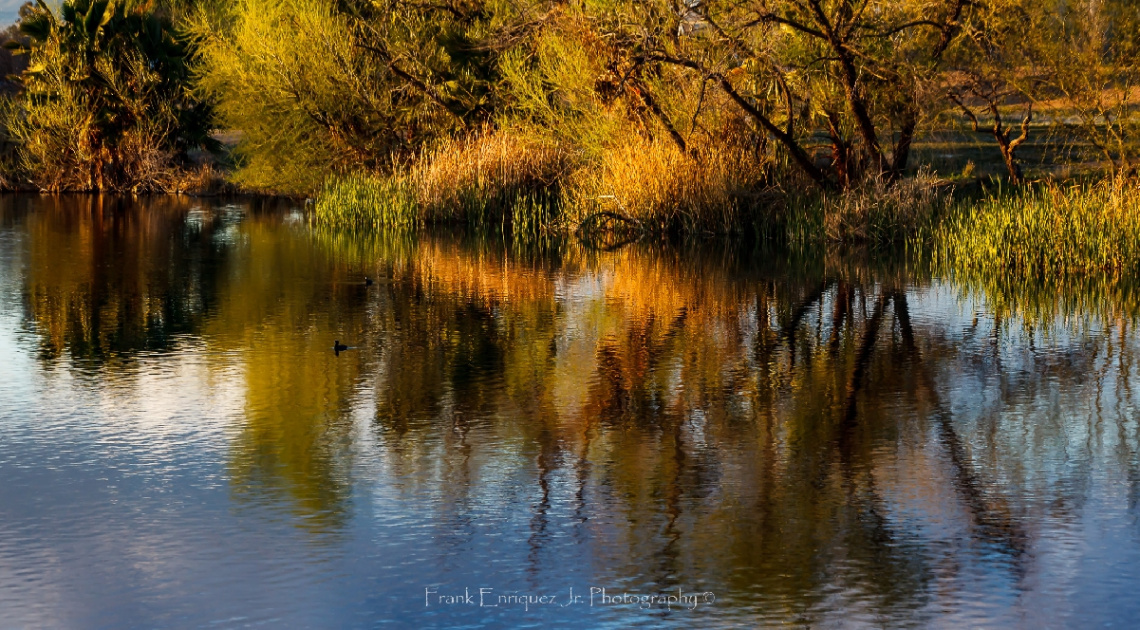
[13,197,1140,621]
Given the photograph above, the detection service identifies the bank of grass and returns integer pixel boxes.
[928,175,1140,326]
[936,175,1140,276]
[309,149,953,243]
[310,130,1140,286]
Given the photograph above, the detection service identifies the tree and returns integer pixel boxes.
[945,0,1045,184]
[8,0,215,191]
[587,0,970,190]
[190,0,502,193]
[1033,0,1140,173]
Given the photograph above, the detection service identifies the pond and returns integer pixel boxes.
[1,195,1138,628]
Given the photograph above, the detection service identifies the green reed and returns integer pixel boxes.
[309,172,563,241]
[936,176,1140,276]
[309,174,419,231]
[930,176,1140,327]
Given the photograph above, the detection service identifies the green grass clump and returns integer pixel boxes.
[310,174,418,231]
[937,176,1140,276]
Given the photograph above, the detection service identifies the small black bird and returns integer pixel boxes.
[333,340,349,355]
[364,277,374,286]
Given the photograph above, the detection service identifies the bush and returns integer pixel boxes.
[566,133,773,234]
[786,169,951,244]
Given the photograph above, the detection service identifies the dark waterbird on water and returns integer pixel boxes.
[333,277,383,288]
[333,340,349,355]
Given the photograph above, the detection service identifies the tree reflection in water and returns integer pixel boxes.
[10,196,1140,624]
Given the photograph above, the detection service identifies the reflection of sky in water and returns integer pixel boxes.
[1,197,1139,627]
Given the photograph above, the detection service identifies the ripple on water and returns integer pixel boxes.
[3,200,1140,627]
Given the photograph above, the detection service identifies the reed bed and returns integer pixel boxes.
[312,130,779,236]
[936,176,1140,275]
[412,131,569,226]
[310,175,418,231]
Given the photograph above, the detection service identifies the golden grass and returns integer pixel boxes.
[566,134,772,233]
[410,130,570,227]
[311,129,570,232]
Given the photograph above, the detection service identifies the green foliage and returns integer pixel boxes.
[497,21,621,160]
[936,175,1140,327]
[8,0,215,191]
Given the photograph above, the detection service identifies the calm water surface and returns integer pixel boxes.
[1,196,1139,628]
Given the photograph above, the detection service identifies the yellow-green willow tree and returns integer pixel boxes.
[1032,0,1140,172]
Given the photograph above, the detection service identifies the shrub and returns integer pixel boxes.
[786,168,951,244]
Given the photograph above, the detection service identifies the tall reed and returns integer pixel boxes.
[936,176,1140,275]
[310,130,569,234]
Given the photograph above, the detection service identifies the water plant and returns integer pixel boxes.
[310,174,418,232]
[310,130,567,234]
[937,176,1140,276]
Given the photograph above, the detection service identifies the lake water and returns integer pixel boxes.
[1,195,1138,628]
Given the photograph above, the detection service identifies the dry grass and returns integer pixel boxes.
[165,163,235,195]
[312,129,571,232]
[410,130,571,226]
[786,168,951,244]
[566,134,773,234]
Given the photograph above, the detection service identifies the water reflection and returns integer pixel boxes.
[17,195,232,362]
[3,196,1139,626]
